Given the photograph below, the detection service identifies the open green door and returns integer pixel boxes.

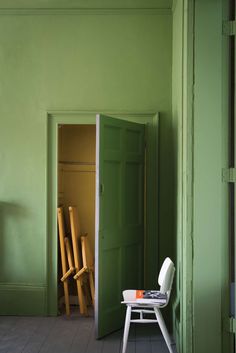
[95,114,145,338]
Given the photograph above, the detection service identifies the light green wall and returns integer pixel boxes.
[0,2,232,353]
[193,0,230,352]
[0,7,172,314]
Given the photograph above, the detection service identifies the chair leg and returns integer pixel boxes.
[63,280,70,316]
[154,307,174,353]
[122,305,132,353]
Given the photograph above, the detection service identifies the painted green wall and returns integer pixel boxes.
[0,6,172,314]
[1,2,231,353]
[193,0,230,352]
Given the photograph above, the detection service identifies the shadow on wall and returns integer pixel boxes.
[158,113,177,264]
[0,201,30,282]
[171,114,181,349]
[157,115,178,332]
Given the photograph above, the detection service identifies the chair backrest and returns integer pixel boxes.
[158,257,175,295]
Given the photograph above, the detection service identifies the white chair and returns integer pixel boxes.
[121,257,175,353]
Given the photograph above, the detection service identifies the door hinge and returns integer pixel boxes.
[100,183,104,195]
[223,317,236,333]
[222,20,236,36]
[222,168,236,183]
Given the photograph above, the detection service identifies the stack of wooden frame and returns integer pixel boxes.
[57,206,95,316]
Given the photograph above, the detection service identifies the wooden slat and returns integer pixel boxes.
[68,206,83,270]
[57,207,73,316]
[81,235,95,305]
[69,206,88,315]
[65,237,74,269]
[61,268,74,282]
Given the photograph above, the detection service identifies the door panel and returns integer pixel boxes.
[95,114,145,338]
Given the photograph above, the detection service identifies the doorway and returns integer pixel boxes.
[47,111,159,336]
[57,124,96,316]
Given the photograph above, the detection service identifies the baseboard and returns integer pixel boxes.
[0,283,47,315]
[59,295,79,307]
[174,317,180,352]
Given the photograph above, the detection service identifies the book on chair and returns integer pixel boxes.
[135,290,167,304]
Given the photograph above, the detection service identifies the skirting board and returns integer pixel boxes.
[59,295,81,307]
[174,317,181,351]
[0,283,47,316]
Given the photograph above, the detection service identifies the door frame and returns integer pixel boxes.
[46,110,159,315]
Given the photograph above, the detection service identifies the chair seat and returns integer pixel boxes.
[121,300,166,307]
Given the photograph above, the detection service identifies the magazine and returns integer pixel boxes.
[135,290,167,304]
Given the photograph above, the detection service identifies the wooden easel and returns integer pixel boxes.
[57,207,75,316]
[69,206,88,315]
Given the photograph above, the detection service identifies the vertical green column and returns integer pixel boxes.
[193,1,229,352]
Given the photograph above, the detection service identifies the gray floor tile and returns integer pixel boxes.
[0,309,177,353]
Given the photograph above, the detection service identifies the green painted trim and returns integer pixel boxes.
[46,110,159,315]
[48,110,158,116]
[221,1,234,352]
[171,0,178,12]
[0,284,46,315]
[46,115,58,315]
[182,0,194,352]
[172,0,194,351]
[0,8,171,16]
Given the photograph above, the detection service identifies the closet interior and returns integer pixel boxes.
[57,124,96,316]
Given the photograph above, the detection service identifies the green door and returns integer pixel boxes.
[95,114,145,338]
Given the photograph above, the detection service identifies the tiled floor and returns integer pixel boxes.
[0,309,178,353]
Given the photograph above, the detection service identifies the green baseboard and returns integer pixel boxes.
[174,317,180,353]
[0,283,47,316]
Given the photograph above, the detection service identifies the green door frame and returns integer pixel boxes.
[46,110,159,316]
[179,1,194,352]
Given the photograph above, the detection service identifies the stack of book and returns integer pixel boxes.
[136,290,167,304]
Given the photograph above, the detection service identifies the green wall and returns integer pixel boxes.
[0,4,172,315]
[1,2,232,352]
[193,0,230,352]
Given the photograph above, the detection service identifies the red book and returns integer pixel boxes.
[136,290,145,299]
